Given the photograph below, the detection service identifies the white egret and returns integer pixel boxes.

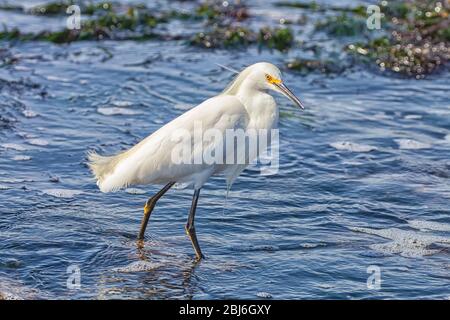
[88,62,304,259]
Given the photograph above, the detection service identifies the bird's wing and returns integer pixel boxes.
[93,95,249,192]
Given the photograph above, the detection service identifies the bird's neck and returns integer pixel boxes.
[236,86,278,129]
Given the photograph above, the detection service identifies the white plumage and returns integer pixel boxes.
[88,62,304,192]
[89,95,249,192]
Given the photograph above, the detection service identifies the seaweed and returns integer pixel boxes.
[190,26,255,48]
[286,58,345,74]
[258,27,294,51]
[275,1,367,16]
[347,1,450,77]
[30,1,75,15]
[0,3,24,13]
[190,26,294,51]
[195,0,249,22]
[0,3,166,43]
[275,1,321,11]
[315,13,367,37]
[0,0,448,78]
[29,1,114,16]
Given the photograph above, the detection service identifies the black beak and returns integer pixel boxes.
[274,82,305,110]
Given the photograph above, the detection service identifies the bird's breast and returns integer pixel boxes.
[245,94,278,132]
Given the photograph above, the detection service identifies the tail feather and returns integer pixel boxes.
[87,150,127,192]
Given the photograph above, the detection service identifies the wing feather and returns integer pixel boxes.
[90,95,248,192]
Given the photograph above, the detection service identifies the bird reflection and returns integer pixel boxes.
[96,238,203,299]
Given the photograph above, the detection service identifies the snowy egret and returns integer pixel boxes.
[88,62,304,259]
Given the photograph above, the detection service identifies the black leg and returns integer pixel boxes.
[185,188,204,260]
[138,182,175,240]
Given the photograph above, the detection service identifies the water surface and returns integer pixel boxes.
[0,0,449,299]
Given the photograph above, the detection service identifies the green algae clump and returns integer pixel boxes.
[315,13,367,37]
[258,27,294,51]
[190,26,255,48]
[347,1,450,78]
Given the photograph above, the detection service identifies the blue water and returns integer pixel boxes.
[0,1,449,299]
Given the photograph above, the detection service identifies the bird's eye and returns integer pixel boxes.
[265,74,281,84]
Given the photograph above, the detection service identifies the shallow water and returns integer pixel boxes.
[0,1,449,299]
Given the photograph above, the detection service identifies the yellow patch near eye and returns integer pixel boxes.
[265,74,281,85]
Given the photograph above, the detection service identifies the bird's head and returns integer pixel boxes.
[224,62,304,110]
